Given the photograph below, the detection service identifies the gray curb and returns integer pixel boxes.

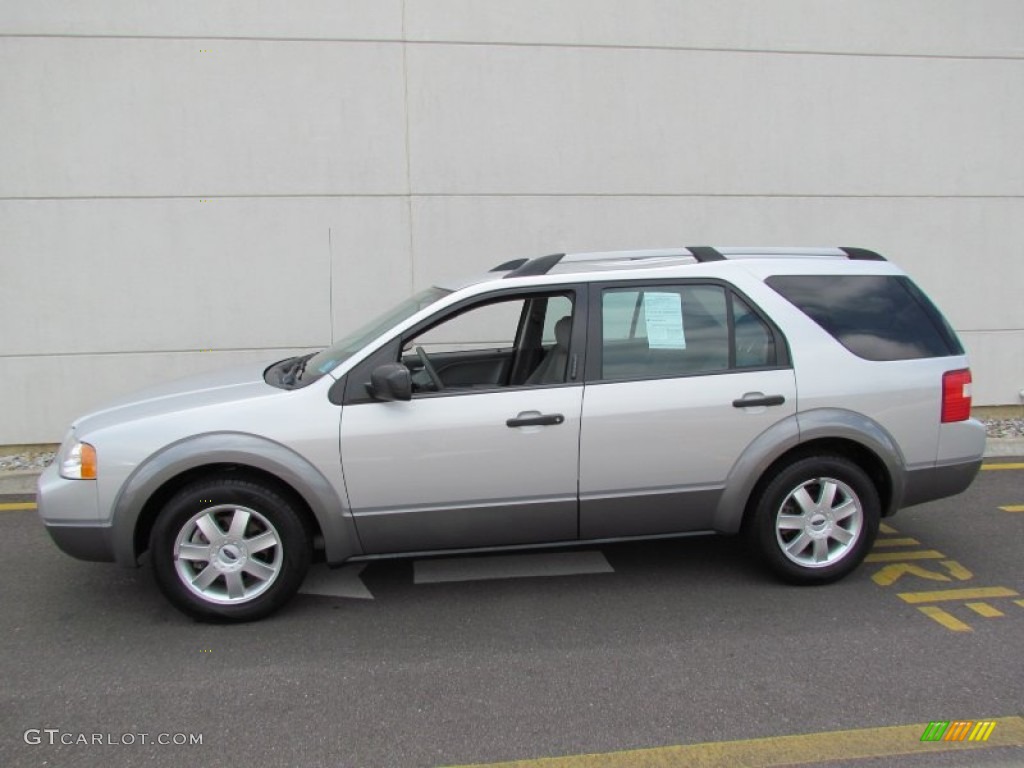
[982,437,1024,457]
[3,439,1022,497]
[0,470,42,495]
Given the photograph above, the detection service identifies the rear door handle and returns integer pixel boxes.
[506,412,565,428]
[732,394,786,408]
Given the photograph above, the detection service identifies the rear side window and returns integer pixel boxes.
[766,275,963,361]
[599,284,779,379]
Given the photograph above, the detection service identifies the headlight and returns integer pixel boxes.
[60,440,97,480]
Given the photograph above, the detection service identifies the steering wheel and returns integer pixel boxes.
[415,346,444,391]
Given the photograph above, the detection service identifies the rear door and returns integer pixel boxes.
[578,280,796,538]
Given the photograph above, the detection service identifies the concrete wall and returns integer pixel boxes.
[2,1,1022,443]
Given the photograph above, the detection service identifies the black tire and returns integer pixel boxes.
[149,476,311,622]
[746,455,880,585]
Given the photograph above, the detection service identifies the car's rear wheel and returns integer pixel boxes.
[150,477,311,622]
[748,455,879,584]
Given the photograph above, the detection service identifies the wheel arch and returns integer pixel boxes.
[111,432,361,567]
[714,409,905,534]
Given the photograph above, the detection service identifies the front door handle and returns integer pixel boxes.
[732,394,786,408]
[506,412,565,428]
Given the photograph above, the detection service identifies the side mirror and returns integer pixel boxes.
[367,363,412,402]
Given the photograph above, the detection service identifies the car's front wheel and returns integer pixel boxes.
[747,455,880,584]
[150,477,311,622]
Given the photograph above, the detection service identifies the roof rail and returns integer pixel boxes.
[841,247,886,261]
[505,248,715,278]
[715,247,846,258]
[562,248,691,262]
[560,247,727,263]
[504,253,565,278]
[490,258,529,272]
[500,245,885,279]
[687,246,725,262]
[715,246,887,261]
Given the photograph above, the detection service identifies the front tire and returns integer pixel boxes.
[150,477,311,622]
[747,455,880,584]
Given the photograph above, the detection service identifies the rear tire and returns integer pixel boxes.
[747,455,879,584]
[150,477,311,622]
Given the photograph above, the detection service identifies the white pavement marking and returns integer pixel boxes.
[414,550,614,585]
[299,563,374,599]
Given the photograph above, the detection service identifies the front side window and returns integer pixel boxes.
[412,299,524,353]
[599,284,778,380]
[402,292,575,392]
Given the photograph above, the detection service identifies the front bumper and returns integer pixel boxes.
[37,462,115,563]
[44,523,115,563]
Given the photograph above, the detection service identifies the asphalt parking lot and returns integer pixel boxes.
[0,463,1021,768]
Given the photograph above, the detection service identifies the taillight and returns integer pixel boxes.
[941,369,972,423]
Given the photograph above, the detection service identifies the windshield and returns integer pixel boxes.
[304,287,451,379]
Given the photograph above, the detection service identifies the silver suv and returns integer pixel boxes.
[38,247,986,621]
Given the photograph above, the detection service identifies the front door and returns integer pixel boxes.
[340,289,584,554]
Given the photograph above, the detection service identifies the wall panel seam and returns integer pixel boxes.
[1,33,1021,62]
[2,194,1022,202]
[400,0,416,293]
[0,347,317,359]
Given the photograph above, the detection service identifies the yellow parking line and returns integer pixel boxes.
[872,537,921,547]
[918,606,973,632]
[941,560,973,580]
[898,586,1019,604]
[999,505,1024,512]
[981,463,1024,470]
[966,602,1004,618]
[878,522,899,534]
[865,550,945,563]
[0,502,36,511]
[446,717,1024,768]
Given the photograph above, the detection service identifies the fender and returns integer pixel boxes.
[713,408,905,534]
[110,431,361,567]
[798,408,906,512]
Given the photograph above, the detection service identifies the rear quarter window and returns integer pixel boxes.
[766,274,963,361]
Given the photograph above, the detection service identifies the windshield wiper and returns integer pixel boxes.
[281,353,314,386]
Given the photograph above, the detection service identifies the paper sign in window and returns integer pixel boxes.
[644,292,686,349]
